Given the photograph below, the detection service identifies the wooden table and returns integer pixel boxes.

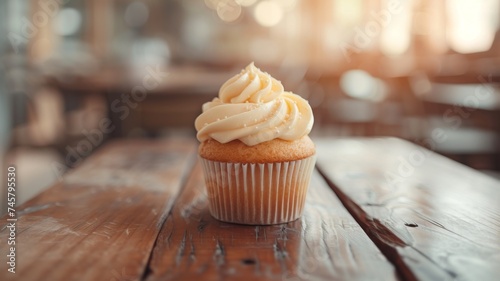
[1,137,499,281]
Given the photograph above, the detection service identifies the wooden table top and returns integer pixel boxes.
[1,137,499,281]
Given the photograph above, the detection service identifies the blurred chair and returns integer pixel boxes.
[410,74,500,171]
[6,87,66,211]
[12,87,65,147]
[374,76,428,140]
[321,70,427,139]
[327,98,378,136]
[7,83,109,205]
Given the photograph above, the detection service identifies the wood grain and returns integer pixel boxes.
[316,138,500,281]
[0,138,196,281]
[4,136,493,281]
[145,160,398,281]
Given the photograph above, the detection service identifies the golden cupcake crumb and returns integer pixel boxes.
[199,136,315,163]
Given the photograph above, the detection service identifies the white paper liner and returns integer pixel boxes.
[200,155,316,225]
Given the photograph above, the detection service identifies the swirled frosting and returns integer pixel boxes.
[195,62,313,146]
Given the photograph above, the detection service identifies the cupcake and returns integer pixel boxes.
[195,62,315,225]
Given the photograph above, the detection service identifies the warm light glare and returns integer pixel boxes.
[446,0,499,53]
[254,1,284,27]
[380,0,413,56]
[334,0,363,26]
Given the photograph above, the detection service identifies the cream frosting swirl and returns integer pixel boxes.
[195,62,313,146]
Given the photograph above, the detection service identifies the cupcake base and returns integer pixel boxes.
[200,155,316,225]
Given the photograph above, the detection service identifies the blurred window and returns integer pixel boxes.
[446,0,499,53]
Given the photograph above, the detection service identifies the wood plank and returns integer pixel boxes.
[0,138,196,281]
[145,160,398,281]
[316,138,500,281]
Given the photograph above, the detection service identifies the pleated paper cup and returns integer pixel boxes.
[200,155,316,225]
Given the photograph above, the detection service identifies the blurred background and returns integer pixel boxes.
[1,0,500,211]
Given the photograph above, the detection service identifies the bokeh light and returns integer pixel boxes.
[446,0,499,53]
[254,1,284,27]
[379,0,413,56]
[54,8,82,36]
[340,70,388,102]
[235,0,257,7]
[217,0,242,23]
[334,0,363,26]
